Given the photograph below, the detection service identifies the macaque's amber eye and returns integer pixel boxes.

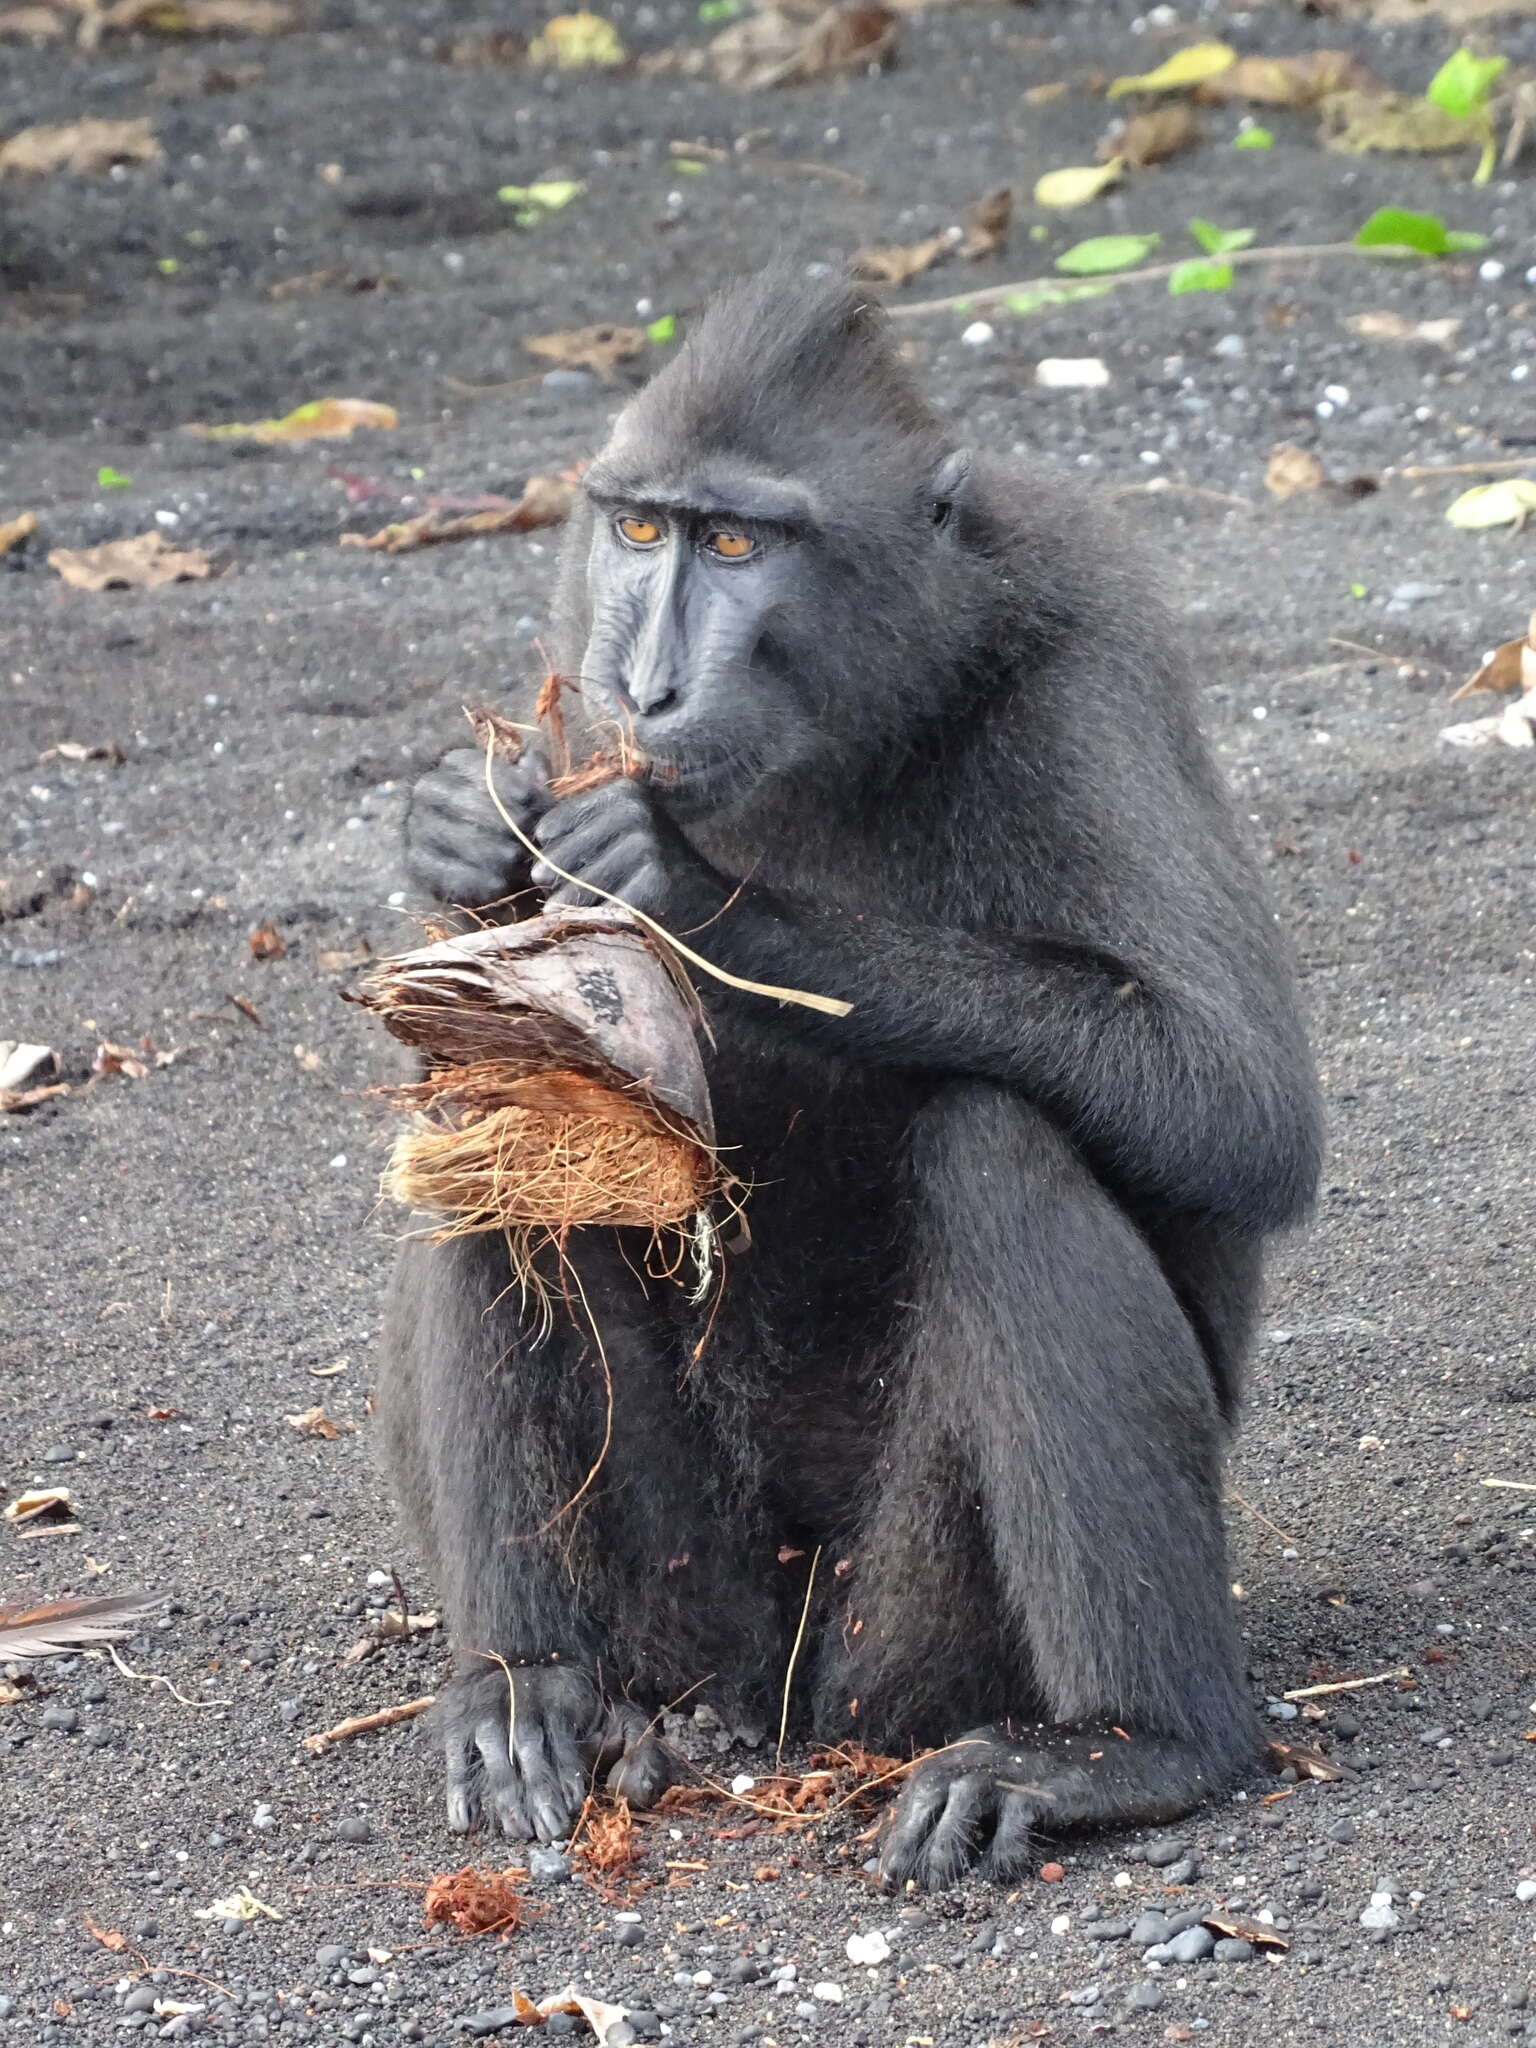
[706,530,755,560]
[618,516,662,547]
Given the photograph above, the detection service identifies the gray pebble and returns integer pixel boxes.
[9,947,63,969]
[1166,1925,1217,1963]
[1326,1819,1357,1844]
[725,1959,760,1982]
[1126,1981,1165,2011]
[335,1816,371,1844]
[542,369,596,392]
[1144,1838,1188,1868]
[1131,1911,1172,1946]
[1214,1938,1256,1963]
[0,1998,13,2021]
[41,1445,78,1464]
[1085,1919,1133,1942]
[124,1988,158,2013]
[1390,582,1442,604]
[1266,1700,1299,1721]
[1163,1855,1200,1886]
[530,1846,573,1884]
[603,2026,638,2047]
[316,1945,349,1969]
[616,1924,646,1949]
[41,1706,79,1733]
[460,2009,526,2037]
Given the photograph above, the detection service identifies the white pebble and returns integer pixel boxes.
[1480,258,1506,282]
[328,1153,348,1170]
[387,890,406,908]
[1112,1871,1132,1889]
[960,321,996,348]
[1516,1879,1536,1903]
[1251,705,1268,720]
[1050,1913,1071,1935]
[730,1773,756,1796]
[812,1982,844,2003]
[1359,1892,1400,1931]
[155,508,180,528]
[846,1931,891,1966]
[1323,383,1350,407]
[692,1971,713,1987]
[1035,357,1109,390]
[1214,333,1245,358]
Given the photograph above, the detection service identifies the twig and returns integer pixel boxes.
[302,1694,436,1753]
[890,240,1363,321]
[1396,458,1536,480]
[776,1547,822,1772]
[1328,636,1419,670]
[1227,1487,1294,1547]
[1482,1476,1536,1493]
[108,1644,232,1710]
[1283,1666,1410,1702]
[475,727,853,1017]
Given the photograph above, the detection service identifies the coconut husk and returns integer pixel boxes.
[348,909,720,1241]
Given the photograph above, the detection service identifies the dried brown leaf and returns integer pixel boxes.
[1099,103,1200,166]
[1453,610,1536,699]
[1198,49,1371,106]
[1345,309,1461,344]
[851,233,949,285]
[92,1034,180,1079]
[0,511,38,554]
[341,473,576,552]
[285,1404,342,1438]
[710,1,897,89]
[0,116,160,175]
[248,918,287,961]
[2,1489,77,1532]
[959,185,1012,260]
[523,323,646,374]
[184,396,396,443]
[84,1917,131,1953]
[1266,1737,1347,1782]
[48,531,213,590]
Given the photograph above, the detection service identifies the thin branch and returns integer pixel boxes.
[776,1546,821,1772]
[890,240,1363,320]
[1482,1475,1536,1493]
[1283,1666,1410,1702]
[302,1694,436,1753]
[1396,458,1536,480]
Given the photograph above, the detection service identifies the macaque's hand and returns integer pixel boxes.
[404,742,551,910]
[531,779,724,927]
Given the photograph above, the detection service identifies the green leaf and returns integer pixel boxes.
[646,314,678,344]
[1168,258,1233,295]
[498,180,585,226]
[1426,48,1507,121]
[1350,583,1368,599]
[1353,206,1487,256]
[1187,218,1255,256]
[1033,159,1124,209]
[673,158,706,176]
[698,0,739,17]
[1108,41,1235,98]
[156,256,180,275]
[97,465,133,489]
[1003,280,1116,316]
[1232,125,1273,150]
[1054,233,1160,276]
[1444,478,1536,530]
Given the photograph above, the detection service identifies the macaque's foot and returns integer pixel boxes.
[439,1662,673,1841]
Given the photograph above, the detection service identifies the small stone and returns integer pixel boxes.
[335,1816,371,1844]
[1389,582,1441,606]
[317,1945,349,1968]
[541,368,595,392]
[1040,1861,1065,1882]
[1036,356,1109,390]
[617,1924,646,1949]
[1266,1701,1299,1720]
[460,2009,525,2038]
[41,1445,78,1464]
[602,2026,638,2048]
[1144,1839,1188,1868]
[1213,334,1245,359]
[1067,1984,1101,2007]
[1214,1938,1256,1963]
[41,1706,79,1733]
[1515,1880,1536,1904]
[726,1957,761,1981]
[968,1920,998,1953]
[124,1989,158,2013]
[846,1932,890,1966]
[1085,1920,1133,1942]
[1050,1913,1071,1936]
[1163,1855,1199,1886]
[1131,1912,1172,1947]
[811,1982,844,2003]
[1166,1925,1216,1964]
[1127,1982,1165,2011]
[1358,1894,1400,1932]
[1326,1820,1358,1845]
[529,1847,572,1885]
[960,321,996,348]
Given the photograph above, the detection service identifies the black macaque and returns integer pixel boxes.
[381,265,1323,1887]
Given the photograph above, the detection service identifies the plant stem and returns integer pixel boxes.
[889,240,1366,320]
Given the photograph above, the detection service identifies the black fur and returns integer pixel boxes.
[383,265,1324,1886]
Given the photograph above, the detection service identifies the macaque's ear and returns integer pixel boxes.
[928,448,973,527]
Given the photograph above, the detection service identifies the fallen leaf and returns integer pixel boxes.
[1345,309,1461,344]
[48,531,213,590]
[1100,103,1200,166]
[1321,89,1482,157]
[41,738,126,763]
[83,1916,129,1952]
[0,1589,162,1656]
[1353,205,1486,255]
[1265,443,1327,498]
[341,473,577,552]
[2,1488,78,1533]
[851,233,950,284]
[1453,610,1536,698]
[285,1405,341,1439]
[93,1035,180,1079]
[709,1,898,89]
[0,117,160,175]
[184,396,396,443]
[497,179,584,224]
[1055,231,1158,274]
[1198,49,1370,107]
[316,941,371,972]
[1108,41,1236,98]
[193,1886,281,1923]
[1266,1737,1347,1782]
[248,918,287,961]
[959,185,1012,260]
[0,510,38,555]
[1445,478,1536,529]
[422,1865,537,1935]
[536,1989,632,2038]
[523,323,646,373]
[1202,1909,1290,1951]
[527,10,626,66]
[1035,158,1123,208]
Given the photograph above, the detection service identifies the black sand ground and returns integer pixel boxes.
[3,1,1536,2042]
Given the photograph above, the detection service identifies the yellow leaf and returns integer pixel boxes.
[1033,158,1123,209]
[184,397,397,443]
[528,11,625,67]
[1108,41,1235,98]
[1444,479,1536,530]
